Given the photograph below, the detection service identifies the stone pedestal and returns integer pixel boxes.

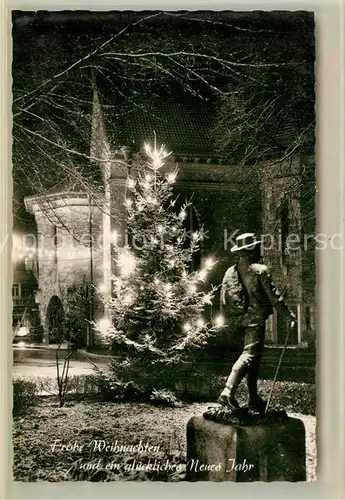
[186,415,306,482]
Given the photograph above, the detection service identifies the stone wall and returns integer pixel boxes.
[25,193,104,343]
[261,157,316,345]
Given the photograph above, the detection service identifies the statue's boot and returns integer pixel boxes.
[217,393,240,410]
[217,356,249,409]
[246,354,266,413]
[248,395,267,414]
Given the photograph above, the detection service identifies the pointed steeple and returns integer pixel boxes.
[90,69,112,179]
[90,70,112,315]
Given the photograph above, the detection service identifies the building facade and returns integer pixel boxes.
[12,233,39,341]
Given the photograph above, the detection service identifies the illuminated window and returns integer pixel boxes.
[12,284,20,297]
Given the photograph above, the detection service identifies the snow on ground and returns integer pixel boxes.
[13,401,317,482]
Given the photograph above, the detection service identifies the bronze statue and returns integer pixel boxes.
[217,233,296,413]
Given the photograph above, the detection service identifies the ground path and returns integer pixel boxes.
[13,345,111,379]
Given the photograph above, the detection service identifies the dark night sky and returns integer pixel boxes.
[12,10,315,229]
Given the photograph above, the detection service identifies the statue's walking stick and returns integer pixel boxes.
[265,326,291,414]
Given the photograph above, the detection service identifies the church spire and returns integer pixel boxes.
[90,69,112,316]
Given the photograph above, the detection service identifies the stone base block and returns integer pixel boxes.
[186,415,306,482]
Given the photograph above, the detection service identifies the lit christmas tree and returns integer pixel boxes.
[95,141,224,395]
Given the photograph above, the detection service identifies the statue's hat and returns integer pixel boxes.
[231,233,262,253]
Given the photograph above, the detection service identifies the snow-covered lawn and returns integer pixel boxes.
[13,400,316,482]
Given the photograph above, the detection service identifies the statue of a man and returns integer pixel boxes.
[217,233,296,413]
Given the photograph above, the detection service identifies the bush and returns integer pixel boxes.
[13,379,39,416]
[90,363,148,402]
[35,374,102,401]
[92,359,315,414]
[236,379,316,415]
[150,388,182,408]
[14,371,315,416]
[29,310,44,343]
[98,378,146,402]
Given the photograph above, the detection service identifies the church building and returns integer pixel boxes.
[24,83,316,350]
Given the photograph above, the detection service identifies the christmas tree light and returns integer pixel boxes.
[166,172,177,183]
[111,230,119,243]
[144,142,171,169]
[117,249,136,277]
[198,269,208,281]
[98,282,107,294]
[97,316,112,336]
[205,257,216,269]
[196,318,205,328]
[214,314,225,328]
[123,293,135,306]
[184,322,191,332]
[127,178,136,189]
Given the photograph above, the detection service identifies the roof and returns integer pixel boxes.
[106,96,218,158]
